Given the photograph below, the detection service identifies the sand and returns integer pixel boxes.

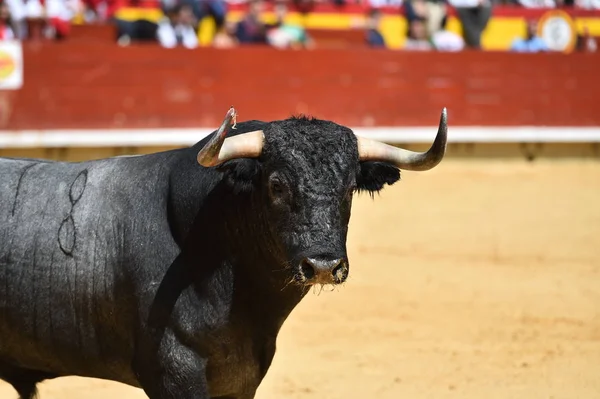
[1,159,599,399]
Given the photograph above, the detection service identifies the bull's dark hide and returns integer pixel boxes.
[0,117,400,399]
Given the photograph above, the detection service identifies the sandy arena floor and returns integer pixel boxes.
[1,159,599,399]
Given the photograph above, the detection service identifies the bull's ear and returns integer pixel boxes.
[356,161,400,196]
[218,158,261,194]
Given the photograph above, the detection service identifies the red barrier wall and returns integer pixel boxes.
[3,43,600,130]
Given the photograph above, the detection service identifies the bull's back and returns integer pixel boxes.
[0,156,167,383]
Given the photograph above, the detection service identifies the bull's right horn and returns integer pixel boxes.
[356,108,448,171]
[197,106,265,167]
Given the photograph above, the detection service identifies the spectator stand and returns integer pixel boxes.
[216,2,600,50]
[53,1,600,50]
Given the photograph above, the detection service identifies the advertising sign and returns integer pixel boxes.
[0,40,23,90]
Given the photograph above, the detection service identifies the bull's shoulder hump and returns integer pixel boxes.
[0,156,55,163]
[0,158,52,170]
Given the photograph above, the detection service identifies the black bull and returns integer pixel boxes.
[0,108,447,399]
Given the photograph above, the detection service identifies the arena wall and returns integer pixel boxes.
[0,42,599,160]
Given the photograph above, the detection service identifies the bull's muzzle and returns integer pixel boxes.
[298,256,349,285]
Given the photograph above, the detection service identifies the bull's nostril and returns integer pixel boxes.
[300,259,315,280]
[331,262,348,282]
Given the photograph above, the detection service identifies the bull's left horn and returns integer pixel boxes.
[356,108,448,171]
[197,106,264,167]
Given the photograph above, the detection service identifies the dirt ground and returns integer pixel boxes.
[1,159,599,399]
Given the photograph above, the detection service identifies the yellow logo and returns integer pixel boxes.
[0,49,16,80]
[537,10,577,53]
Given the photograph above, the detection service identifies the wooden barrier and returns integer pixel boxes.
[3,43,600,130]
[307,28,368,48]
[70,24,117,42]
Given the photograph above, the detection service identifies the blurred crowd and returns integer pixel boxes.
[0,0,597,52]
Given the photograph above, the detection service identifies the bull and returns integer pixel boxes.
[0,107,447,399]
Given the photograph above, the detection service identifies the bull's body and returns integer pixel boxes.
[0,110,447,399]
[0,153,174,385]
[1,122,302,399]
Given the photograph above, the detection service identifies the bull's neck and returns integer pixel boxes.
[167,148,308,327]
[174,177,306,330]
[216,188,309,326]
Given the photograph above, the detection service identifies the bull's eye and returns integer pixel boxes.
[269,176,285,199]
[271,181,282,195]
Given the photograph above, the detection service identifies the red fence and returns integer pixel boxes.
[3,43,600,130]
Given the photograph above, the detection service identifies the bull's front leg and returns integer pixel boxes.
[133,334,210,399]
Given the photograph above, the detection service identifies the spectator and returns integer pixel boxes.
[365,8,386,48]
[404,0,427,23]
[172,0,226,35]
[80,0,110,22]
[404,0,447,38]
[111,0,162,46]
[510,19,548,52]
[45,0,83,39]
[368,0,403,6]
[3,0,26,38]
[575,26,597,52]
[235,0,267,44]
[517,0,557,7]
[447,0,492,49]
[23,0,45,39]
[0,0,15,40]
[431,14,464,51]
[157,3,199,48]
[576,0,600,8]
[5,0,81,40]
[404,16,433,50]
[213,19,238,48]
[266,1,313,49]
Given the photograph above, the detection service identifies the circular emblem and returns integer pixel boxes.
[537,10,577,53]
[0,49,16,80]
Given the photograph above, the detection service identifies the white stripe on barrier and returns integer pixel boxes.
[1,127,600,148]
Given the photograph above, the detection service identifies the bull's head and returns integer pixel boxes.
[196,107,447,287]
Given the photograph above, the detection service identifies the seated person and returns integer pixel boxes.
[157,3,199,49]
[404,16,433,51]
[235,0,267,44]
[266,1,313,49]
[112,0,162,45]
[213,19,239,48]
[9,0,81,40]
[510,19,548,53]
[0,0,15,40]
[365,8,386,48]
[45,0,83,39]
[431,15,464,51]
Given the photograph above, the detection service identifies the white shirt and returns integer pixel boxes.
[447,0,484,7]
[368,0,403,6]
[576,0,600,8]
[7,0,81,21]
[517,0,557,7]
[46,0,81,20]
[432,30,465,51]
[4,0,28,21]
[157,19,199,49]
